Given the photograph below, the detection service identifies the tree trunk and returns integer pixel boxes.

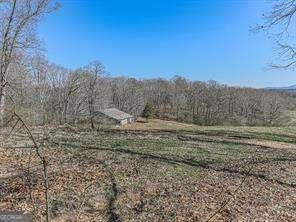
[89,99,95,130]
[0,89,5,127]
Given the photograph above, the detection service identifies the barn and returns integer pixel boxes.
[95,108,134,126]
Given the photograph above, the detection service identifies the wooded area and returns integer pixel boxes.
[1,55,294,127]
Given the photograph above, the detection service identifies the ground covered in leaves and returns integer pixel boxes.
[1,120,296,221]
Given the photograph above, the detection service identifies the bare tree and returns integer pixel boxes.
[0,0,59,126]
[254,0,296,69]
[111,77,145,117]
[82,61,106,130]
[60,71,80,124]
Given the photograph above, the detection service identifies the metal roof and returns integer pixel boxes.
[97,108,133,121]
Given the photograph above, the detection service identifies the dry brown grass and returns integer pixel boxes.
[1,123,296,221]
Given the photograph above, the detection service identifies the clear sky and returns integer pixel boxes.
[37,0,296,88]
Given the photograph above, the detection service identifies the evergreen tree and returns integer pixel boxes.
[142,103,154,122]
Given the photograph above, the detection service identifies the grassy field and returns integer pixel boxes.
[1,119,296,221]
[125,119,296,143]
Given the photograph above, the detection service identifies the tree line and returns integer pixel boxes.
[2,54,292,127]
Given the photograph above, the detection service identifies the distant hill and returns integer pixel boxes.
[264,85,296,93]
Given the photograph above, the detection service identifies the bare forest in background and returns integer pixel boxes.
[2,53,296,127]
[2,54,295,127]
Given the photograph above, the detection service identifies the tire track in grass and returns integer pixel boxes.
[96,159,121,222]
[52,141,296,189]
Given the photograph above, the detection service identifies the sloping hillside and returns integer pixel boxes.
[1,123,296,221]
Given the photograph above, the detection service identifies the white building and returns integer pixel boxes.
[95,108,134,126]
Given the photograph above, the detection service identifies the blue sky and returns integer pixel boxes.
[38,0,296,88]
